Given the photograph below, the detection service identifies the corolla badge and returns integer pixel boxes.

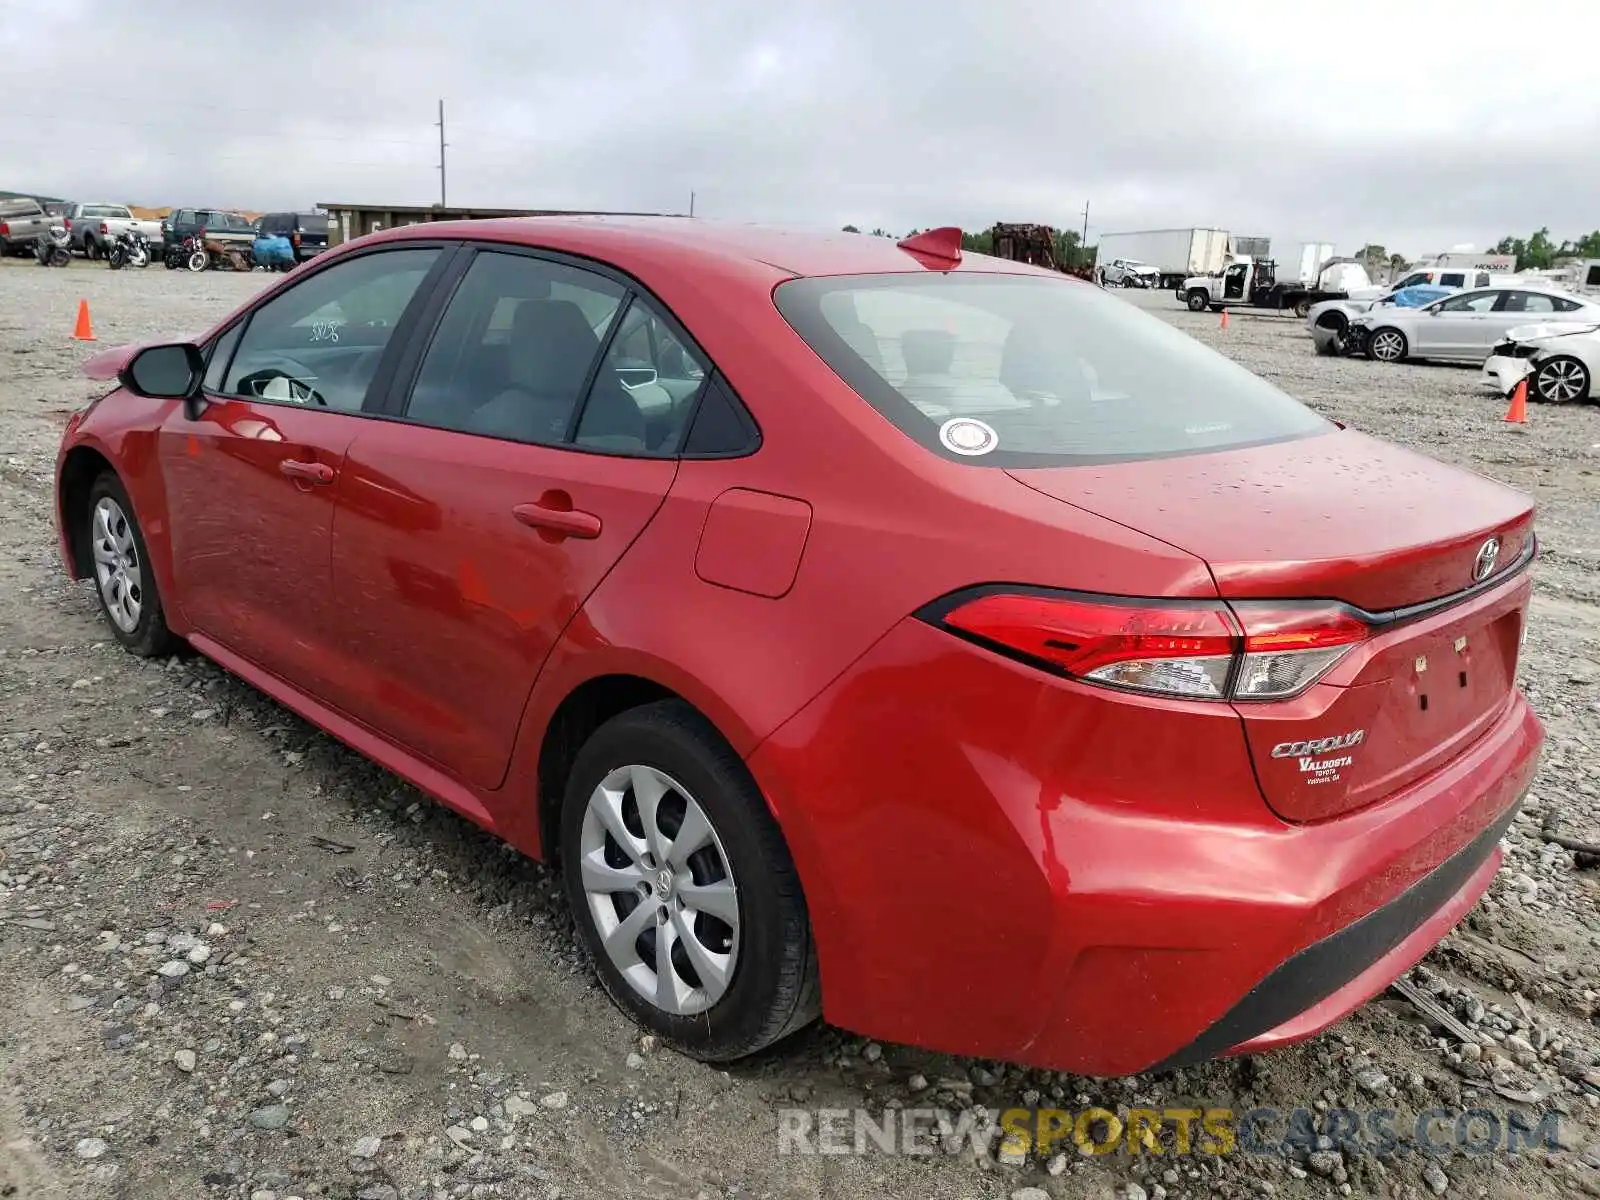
[1473,537,1501,583]
[1270,730,1365,759]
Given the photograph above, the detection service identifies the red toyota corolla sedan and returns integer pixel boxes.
[53,218,1543,1075]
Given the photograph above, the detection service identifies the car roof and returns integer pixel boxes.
[364,215,1056,280]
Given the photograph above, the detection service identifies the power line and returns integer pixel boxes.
[0,135,423,169]
[0,83,435,126]
[3,109,429,147]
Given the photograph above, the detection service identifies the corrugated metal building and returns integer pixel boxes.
[317,202,681,248]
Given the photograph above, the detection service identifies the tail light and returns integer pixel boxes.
[925,589,1369,702]
[291,230,301,248]
[63,217,72,230]
[99,222,108,236]
[0,223,8,238]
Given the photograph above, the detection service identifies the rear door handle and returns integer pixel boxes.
[513,500,602,540]
[279,459,335,485]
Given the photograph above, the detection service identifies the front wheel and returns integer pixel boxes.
[186,249,208,272]
[560,700,819,1062]
[1186,289,1209,312]
[107,247,125,270]
[1532,356,1591,403]
[1366,327,1408,363]
[1293,298,1312,319]
[84,473,180,658]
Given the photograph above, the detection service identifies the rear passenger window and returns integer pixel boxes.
[403,251,626,445]
[1475,273,1491,288]
[1504,292,1558,313]
[575,297,709,454]
[1439,273,1465,287]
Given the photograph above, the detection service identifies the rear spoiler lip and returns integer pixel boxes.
[1346,533,1537,629]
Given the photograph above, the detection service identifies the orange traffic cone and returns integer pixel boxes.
[1504,377,1528,424]
[72,299,95,341]
[1219,308,1229,330]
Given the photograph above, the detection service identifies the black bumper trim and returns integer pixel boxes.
[1145,796,1522,1074]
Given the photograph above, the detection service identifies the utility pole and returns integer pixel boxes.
[689,191,695,217]
[436,99,448,207]
[1081,200,1089,248]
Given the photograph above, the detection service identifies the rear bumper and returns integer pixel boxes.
[1150,796,1517,1069]
[752,617,1544,1076]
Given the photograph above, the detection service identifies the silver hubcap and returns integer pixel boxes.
[1538,360,1587,402]
[91,497,143,633]
[579,764,739,1016]
[1371,331,1404,361]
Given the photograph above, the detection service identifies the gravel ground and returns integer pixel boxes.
[2,260,1600,1200]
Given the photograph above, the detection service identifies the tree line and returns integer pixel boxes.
[1354,229,1600,273]
[841,225,1096,268]
[1490,228,1600,271]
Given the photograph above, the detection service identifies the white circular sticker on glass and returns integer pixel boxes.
[939,418,999,457]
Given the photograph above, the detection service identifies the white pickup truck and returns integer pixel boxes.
[61,202,164,260]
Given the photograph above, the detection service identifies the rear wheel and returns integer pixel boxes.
[560,700,819,1062]
[1532,355,1590,403]
[1293,298,1312,319]
[1366,327,1408,363]
[84,473,179,658]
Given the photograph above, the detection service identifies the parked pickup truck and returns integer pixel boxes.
[161,207,257,251]
[0,196,54,256]
[60,203,164,259]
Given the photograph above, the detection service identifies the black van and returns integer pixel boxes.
[256,211,331,262]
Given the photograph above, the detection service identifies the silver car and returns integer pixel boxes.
[1349,286,1600,365]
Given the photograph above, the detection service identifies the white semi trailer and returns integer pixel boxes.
[1094,228,1231,291]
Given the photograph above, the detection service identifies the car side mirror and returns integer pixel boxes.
[119,343,205,404]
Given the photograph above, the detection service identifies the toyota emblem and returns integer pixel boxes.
[1473,537,1501,583]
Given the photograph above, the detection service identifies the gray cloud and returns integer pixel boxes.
[5,0,1596,258]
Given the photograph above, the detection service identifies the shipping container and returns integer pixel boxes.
[1094,228,1231,290]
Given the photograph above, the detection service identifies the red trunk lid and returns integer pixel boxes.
[1010,429,1535,822]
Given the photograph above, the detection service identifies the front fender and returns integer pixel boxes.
[54,406,188,633]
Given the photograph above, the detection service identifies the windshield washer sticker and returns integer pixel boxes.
[939,418,998,456]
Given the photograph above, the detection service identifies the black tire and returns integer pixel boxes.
[1365,327,1408,363]
[1531,355,1591,404]
[84,473,180,658]
[560,700,819,1062]
[107,247,124,270]
[1293,298,1312,319]
[1186,289,1209,312]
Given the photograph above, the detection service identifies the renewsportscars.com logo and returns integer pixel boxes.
[777,1104,1564,1161]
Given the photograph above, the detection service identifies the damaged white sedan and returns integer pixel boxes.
[1482,322,1600,404]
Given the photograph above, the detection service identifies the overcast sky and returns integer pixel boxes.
[4,0,1595,260]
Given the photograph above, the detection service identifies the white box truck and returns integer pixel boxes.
[1094,228,1231,291]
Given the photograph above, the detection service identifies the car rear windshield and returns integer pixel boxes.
[773,272,1332,467]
